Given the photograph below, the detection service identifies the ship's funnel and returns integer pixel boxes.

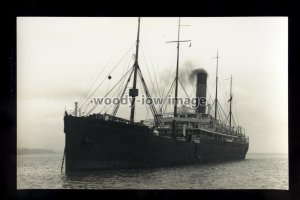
[195,68,207,113]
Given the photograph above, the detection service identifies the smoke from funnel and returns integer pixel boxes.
[178,61,200,85]
[189,68,208,83]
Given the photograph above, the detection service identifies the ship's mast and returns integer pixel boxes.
[213,50,220,120]
[166,18,191,138]
[174,18,181,118]
[166,18,191,117]
[129,17,141,123]
[229,75,233,128]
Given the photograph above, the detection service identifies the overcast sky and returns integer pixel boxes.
[17,17,288,153]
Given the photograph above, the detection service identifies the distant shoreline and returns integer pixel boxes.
[247,152,288,154]
[17,148,62,155]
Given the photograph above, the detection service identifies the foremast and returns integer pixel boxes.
[174,18,180,118]
[129,17,141,123]
[128,17,162,126]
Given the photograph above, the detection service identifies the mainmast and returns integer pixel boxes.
[166,18,191,138]
[166,18,191,118]
[129,17,141,123]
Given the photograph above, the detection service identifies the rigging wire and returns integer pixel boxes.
[97,48,134,115]
[178,78,190,99]
[101,66,132,115]
[162,69,176,99]
[148,50,163,97]
[138,74,151,121]
[113,52,134,102]
[145,102,150,120]
[218,101,230,125]
[163,79,176,114]
[159,78,175,113]
[84,66,134,116]
[111,64,134,117]
[189,86,196,100]
[77,34,129,105]
[161,69,175,98]
[135,74,144,118]
[90,67,133,115]
[141,41,164,98]
[141,46,159,98]
[137,68,162,126]
[82,101,91,116]
[233,93,239,126]
[115,64,130,96]
[78,40,135,107]
[219,72,230,116]
[161,52,176,98]
[100,84,120,114]
[217,75,227,116]
[184,63,196,98]
[207,81,216,105]
[103,66,134,114]
[79,45,135,110]
[232,115,237,128]
[104,75,110,112]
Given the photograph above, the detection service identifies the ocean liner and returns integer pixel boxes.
[62,18,249,172]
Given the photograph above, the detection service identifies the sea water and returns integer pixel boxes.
[17,153,288,189]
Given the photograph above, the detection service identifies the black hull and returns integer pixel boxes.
[64,116,249,172]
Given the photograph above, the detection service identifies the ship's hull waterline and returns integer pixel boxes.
[64,116,249,172]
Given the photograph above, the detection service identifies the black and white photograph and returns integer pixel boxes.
[16,17,288,190]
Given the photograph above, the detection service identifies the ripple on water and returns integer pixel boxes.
[17,153,288,189]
